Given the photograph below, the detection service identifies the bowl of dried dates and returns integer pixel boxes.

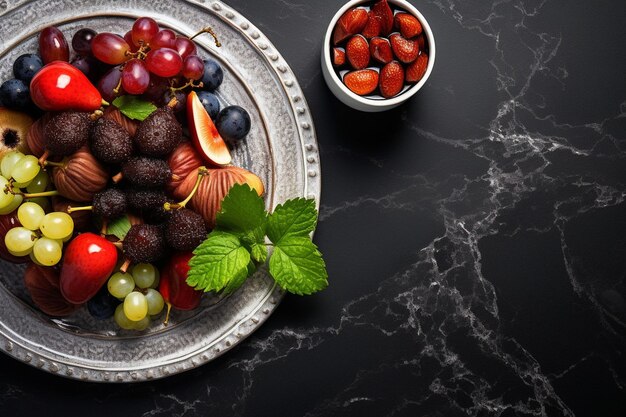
[321,0,435,112]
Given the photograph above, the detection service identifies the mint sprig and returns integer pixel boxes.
[189,184,328,295]
[112,95,157,121]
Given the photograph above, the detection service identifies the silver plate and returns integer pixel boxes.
[0,0,320,382]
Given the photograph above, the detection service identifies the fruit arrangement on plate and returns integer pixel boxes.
[331,0,430,98]
[0,17,327,332]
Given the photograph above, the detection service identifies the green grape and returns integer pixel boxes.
[0,177,15,209]
[123,291,148,321]
[131,263,156,289]
[145,288,165,316]
[40,212,74,240]
[32,237,62,266]
[149,267,160,289]
[107,272,136,299]
[24,197,51,212]
[11,155,40,184]
[5,227,37,256]
[114,304,135,330]
[0,151,24,179]
[18,202,46,231]
[26,170,49,193]
[132,316,151,331]
[29,251,44,266]
[0,189,21,215]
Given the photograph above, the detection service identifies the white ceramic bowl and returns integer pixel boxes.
[321,0,436,112]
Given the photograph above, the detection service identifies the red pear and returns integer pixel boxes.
[159,252,202,312]
[30,62,104,112]
[60,233,118,304]
[187,91,231,166]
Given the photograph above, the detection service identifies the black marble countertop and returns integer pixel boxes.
[1,0,625,416]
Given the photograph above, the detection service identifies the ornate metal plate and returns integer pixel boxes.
[0,0,320,382]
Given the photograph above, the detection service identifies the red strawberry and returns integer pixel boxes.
[59,233,118,304]
[370,37,393,64]
[371,0,394,36]
[361,12,381,39]
[394,12,423,38]
[343,69,379,96]
[379,61,405,98]
[333,8,368,45]
[416,34,426,51]
[333,47,346,67]
[406,53,429,83]
[346,35,370,70]
[390,33,420,64]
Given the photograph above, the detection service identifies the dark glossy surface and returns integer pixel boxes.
[1,1,625,416]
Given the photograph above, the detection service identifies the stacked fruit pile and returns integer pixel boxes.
[331,0,429,98]
[0,17,262,330]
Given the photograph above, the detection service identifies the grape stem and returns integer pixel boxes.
[112,77,123,95]
[42,160,65,168]
[120,258,131,273]
[163,302,172,326]
[189,26,221,48]
[67,205,93,213]
[38,150,50,168]
[170,79,203,92]
[12,190,59,198]
[90,110,104,120]
[164,167,208,210]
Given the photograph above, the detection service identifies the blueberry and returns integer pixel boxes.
[13,53,43,82]
[201,58,223,91]
[87,287,119,320]
[215,105,251,142]
[71,55,93,78]
[0,79,32,110]
[196,91,221,119]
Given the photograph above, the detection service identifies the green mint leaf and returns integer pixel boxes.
[249,241,268,264]
[112,95,157,121]
[240,227,268,263]
[106,215,131,240]
[267,198,317,244]
[269,236,328,295]
[188,231,251,293]
[216,183,267,234]
[222,261,257,295]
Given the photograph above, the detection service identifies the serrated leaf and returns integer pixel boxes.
[188,231,251,293]
[267,198,317,244]
[222,261,257,295]
[240,227,267,263]
[249,242,268,264]
[112,95,157,121]
[106,216,131,240]
[269,236,328,295]
[216,183,267,234]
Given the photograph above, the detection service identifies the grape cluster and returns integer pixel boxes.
[0,151,74,266]
[88,17,217,98]
[107,263,164,330]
